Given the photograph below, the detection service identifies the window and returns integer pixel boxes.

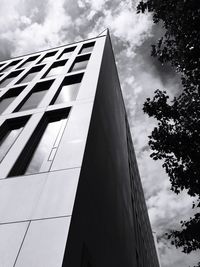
[2,60,21,72]
[17,66,44,84]
[0,86,25,114]
[8,109,70,177]
[44,60,67,78]
[51,73,83,105]
[0,117,28,162]
[39,51,57,64]
[58,47,76,60]
[79,42,95,54]
[0,70,22,88]
[69,55,90,72]
[16,80,54,111]
[0,63,5,70]
[18,56,38,68]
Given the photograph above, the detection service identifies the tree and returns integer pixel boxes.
[137,0,200,265]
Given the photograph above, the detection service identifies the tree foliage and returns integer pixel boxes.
[137,0,200,264]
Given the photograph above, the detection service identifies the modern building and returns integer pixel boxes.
[0,30,160,267]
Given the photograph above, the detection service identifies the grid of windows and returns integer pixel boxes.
[0,40,95,177]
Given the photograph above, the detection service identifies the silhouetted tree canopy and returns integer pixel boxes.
[137,0,200,265]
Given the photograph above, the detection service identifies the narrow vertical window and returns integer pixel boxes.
[39,51,57,64]
[15,80,54,112]
[44,60,67,78]
[8,109,70,177]
[69,54,90,72]
[1,60,21,72]
[0,70,22,88]
[0,117,28,162]
[58,47,76,60]
[18,56,38,68]
[51,73,83,105]
[17,66,44,84]
[79,42,95,54]
[0,86,25,114]
[0,63,5,70]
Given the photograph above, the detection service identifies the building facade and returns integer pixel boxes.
[0,30,159,267]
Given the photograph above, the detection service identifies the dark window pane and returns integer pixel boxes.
[59,48,75,60]
[20,72,38,83]
[0,77,14,88]
[46,66,65,77]
[18,66,43,84]
[19,57,38,68]
[0,71,22,88]
[59,52,73,60]
[54,83,80,104]
[0,97,16,114]
[80,46,94,54]
[19,90,47,111]
[0,64,5,71]
[0,126,23,162]
[24,117,67,174]
[71,60,88,72]
[40,56,55,64]
[2,60,21,72]
[40,52,57,64]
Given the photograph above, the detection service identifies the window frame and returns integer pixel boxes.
[14,80,54,112]
[8,108,70,177]
[0,116,29,163]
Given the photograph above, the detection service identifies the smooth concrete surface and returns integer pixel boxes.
[0,222,29,267]
[33,168,80,219]
[15,217,71,267]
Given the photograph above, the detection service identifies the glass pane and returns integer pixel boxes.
[24,118,66,174]
[40,56,55,64]
[22,71,40,83]
[46,66,65,77]
[54,83,80,104]
[19,90,47,111]
[59,51,73,60]
[71,60,88,72]
[80,46,94,54]
[0,97,16,114]
[0,77,14,88]
[21,61,33,68]
[0,126,23,162]
[3,65,14,72]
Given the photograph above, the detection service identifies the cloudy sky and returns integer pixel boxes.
[0,0,199,266]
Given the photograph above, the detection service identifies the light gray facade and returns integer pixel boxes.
[0,31,159,267]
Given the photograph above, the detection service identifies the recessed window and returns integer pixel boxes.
[44,60,67,78]
[39,51,57,64]
[0,86,25,114]
[58,47,76,60]
[8,109,70,177]
[0,70,22,88]
[79,42,95,54]
[18,56,38,68]
[0,63,5,70]
[69,55,90,72]
[2,60,21,72]
[16,80,54,112]
[51,73,83,105]
[0,117,28,163]
[17,66,44,84]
